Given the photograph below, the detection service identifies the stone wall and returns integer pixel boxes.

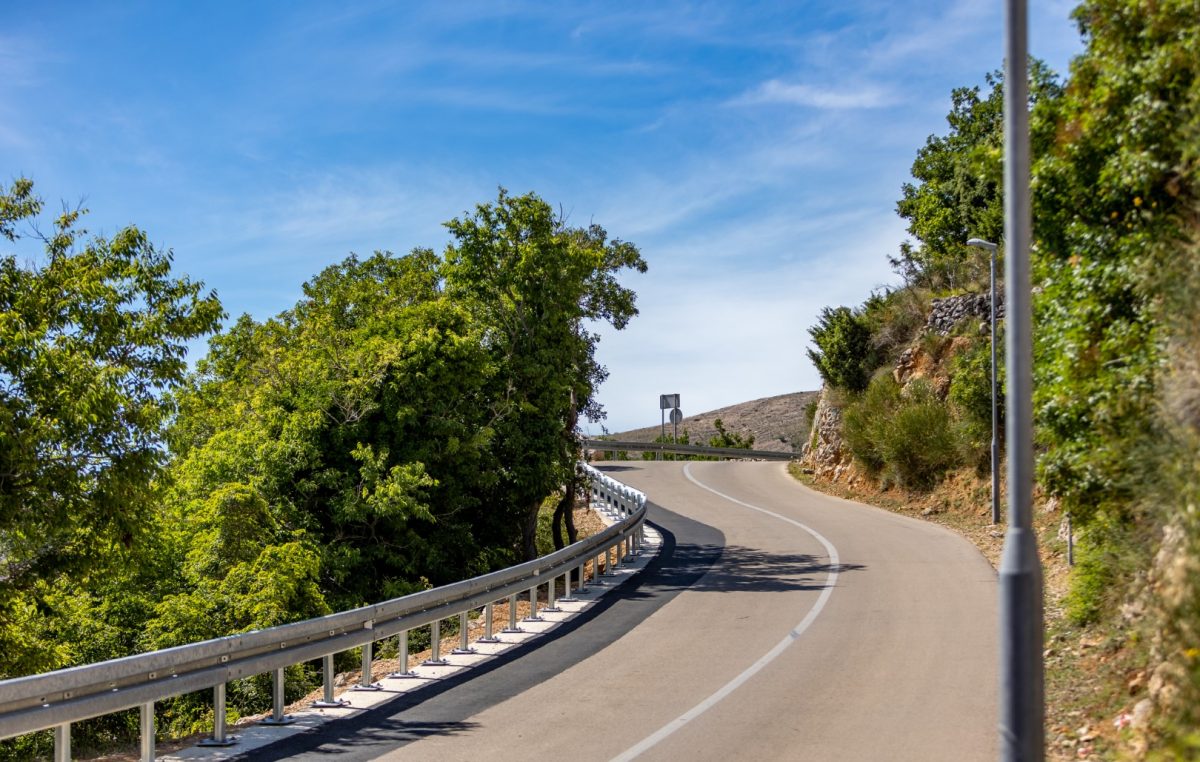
[926,292,1005,335]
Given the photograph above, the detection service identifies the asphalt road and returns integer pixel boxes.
[243,460,998,761]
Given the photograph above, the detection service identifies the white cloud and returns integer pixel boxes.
[589,212,904,433]
[733,79,897,110]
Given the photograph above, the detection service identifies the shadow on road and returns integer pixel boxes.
[628,540,863,597]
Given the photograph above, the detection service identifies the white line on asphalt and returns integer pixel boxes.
[610,463,841,762]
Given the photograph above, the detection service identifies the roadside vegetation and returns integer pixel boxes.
[799,1,1200,756]
[0,183,644,757]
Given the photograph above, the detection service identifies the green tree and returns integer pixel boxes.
[0,179,223,675]
[892,61,1062,291]
[1032,0,1199,526]
[165,249,499,613]
[441,189,646,557]
[806,305,877,393]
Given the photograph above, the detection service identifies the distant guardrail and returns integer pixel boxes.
[582,439,796,462]
[0,463,647,762]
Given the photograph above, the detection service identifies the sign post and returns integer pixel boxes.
[659,395,681,460]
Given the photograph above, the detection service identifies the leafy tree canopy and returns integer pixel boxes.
[0,178,223,674]
[806,305,877,393]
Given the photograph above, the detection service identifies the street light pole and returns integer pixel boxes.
[999,0,1044,758]
[967,237,1000,527]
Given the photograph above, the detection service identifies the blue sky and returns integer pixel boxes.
[1,1,1083,433]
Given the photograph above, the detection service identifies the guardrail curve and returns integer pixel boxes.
[0,463,647,761]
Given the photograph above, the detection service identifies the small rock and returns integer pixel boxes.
[1131,698,1153,729]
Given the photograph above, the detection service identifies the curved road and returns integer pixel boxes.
[244,461,998,761]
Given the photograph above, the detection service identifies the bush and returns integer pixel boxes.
[842,373,900,474]
[807,306,878,392]
[948,332,1004,469]
[862,287,932,363]
[842,375,966,490]
[878,380,964,490]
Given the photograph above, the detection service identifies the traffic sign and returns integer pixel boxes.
[659,394,680,410]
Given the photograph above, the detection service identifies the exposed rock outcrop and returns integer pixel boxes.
[800,387,860,483]
[926,292,1005,336]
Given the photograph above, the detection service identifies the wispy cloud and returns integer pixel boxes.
[732,79,896,110]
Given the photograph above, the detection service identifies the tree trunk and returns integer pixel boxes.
[564,477,578,545]
[521,500,540,561]
[550,478,577,550]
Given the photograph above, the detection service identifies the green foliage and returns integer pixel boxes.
[708,418,754,449]
[806,305,877,392]
[0,179,223,676]
[841,373,900,474]
[442,189,646,559]
[947,333,1004,468]
[891,61,1063,291]
[0,182,645,756]
[860,287,931,363]
[1032,0,1200,526]
[641,429,692,461]
[879,380,964,490]
[842,375,965,490]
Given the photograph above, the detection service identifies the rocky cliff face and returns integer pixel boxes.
[800,387,861,483]
[801,291,1001,484]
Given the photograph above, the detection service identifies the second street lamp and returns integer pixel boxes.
[967,237,1000,526]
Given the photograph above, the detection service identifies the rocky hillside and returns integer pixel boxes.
[610,391,820,453]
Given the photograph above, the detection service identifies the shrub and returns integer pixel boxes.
[841,373,899,474]
[862,287,932,363]
[842,375,966,490]
[878,380,965,490]
[807,306,878,392]
[948,332,1004,469]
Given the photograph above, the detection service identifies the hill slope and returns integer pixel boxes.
[609,391,819,453]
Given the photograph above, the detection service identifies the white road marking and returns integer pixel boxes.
[610,463,841,762]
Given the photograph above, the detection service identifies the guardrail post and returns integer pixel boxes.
[139,702,154,762]
[197,683,236,747]
[452,611,477,654]
[258,668,295,725]
[425,620,449,666]
[524,584,543,622]
[478,603,500,643]
[389,630,418,678]
[544,575,561,612]
[575,560,588,592]
[53,723,69,762]
[353,635,382,691]
[312,654,350,707]
[560,568,577,602]
[502,594,523,633]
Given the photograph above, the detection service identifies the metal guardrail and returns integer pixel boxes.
[0,463,647,761]
[582,438,796,462]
